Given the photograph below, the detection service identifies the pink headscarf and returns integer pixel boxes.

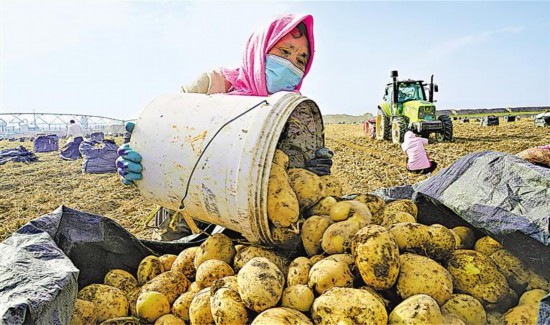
[220,13,315,96]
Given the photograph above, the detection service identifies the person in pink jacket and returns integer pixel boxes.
[401,131,438,174]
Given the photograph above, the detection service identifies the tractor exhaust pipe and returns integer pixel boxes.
[429,74,434,102]
[391,70,398,112]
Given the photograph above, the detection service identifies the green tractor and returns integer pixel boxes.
[376,70,453,143]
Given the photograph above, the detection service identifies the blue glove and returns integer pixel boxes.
[305,147,333,176]
[116,122,143,185]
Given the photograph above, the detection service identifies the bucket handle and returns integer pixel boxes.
[177,99,269,234]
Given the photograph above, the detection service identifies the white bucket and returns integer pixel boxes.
[130,92,324,244]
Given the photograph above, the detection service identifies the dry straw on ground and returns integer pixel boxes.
[1,118,548,241]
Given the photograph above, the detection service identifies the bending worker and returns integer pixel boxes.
[116,13,333,239]
[401,131,437,174]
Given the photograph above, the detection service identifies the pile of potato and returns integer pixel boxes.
[71,149,549,324]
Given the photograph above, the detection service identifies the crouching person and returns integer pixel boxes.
[401,131,437,174]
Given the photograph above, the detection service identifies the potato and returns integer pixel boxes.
[396,253,453,306]
[441,294,486,325]
[519,289,548,306]
[389,294,444,324]
[329,200,371,222]
[350,193,386,215]
[159,254,177,272]
[194,233,236,269]
[443,314,466,325]
[210,276,239,296]
[99,317,140,325]
[308,196,337,216]
[104,269,138,296]
[171,247,199,279]
[325,253,355,267]
[267,151,300,227]
[281,284,315,312]
[490,249,530,293]
[252,307,312,325]
[139,271,190,304]
[137,255,164,286]
[321,210,371,255]
[301,215,331,256]
[210,287,248,325]
[136,291,170,322]
[485,287,518,314]
[474,236,502,256]
[233,245,289,275]
[312,287,387,324]
[309,254,325,265]
[320,174,343,197]
[288,168,325,209]
[188,288,213,325]
[70,299,97,325]
[502,304,540,325]
[527,272,550,291]
[270,225,301,250]
[287,256,312,286]
[389,222,455,261]
[77,284,129,322]
[446,249,510,305]
[154,314,185,325]
[195,259,235,289]
[171,291,195,322]
[352,225,400,290]
[450,229,463,250]
[452,226,476,249]
[381,211,416,228]
[308,258,353,295]
[188,282,201,293]
[237,257,285,312]
[379,199,418,218]
[359,286,390,308]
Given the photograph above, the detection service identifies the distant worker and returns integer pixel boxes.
[66,119,84,140]
[401,131,437,174]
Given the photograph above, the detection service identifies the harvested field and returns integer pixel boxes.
[1,118,548,241]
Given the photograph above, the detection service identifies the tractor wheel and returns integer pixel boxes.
[438,115,453,141]
[391,117,407,144]
[376,110,391,141]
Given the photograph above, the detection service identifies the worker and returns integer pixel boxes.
[115,13,333,239]
[66,119,84,140]
[401,131,437,174]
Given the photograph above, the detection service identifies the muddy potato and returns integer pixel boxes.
[474,236,503,256]
[104,269,138,296]
[325,253,355,266]
[194,233,236,269]
[99,317,140,325]
[210,287,248,325]
[441,294,486,325]
[381,211,416,228]
[351,193,386,215]
[77,284,129,322]
[210,276,239,296]
[427,224,457,261]
[195,259,235,289]
[136,291,170,322]
[308,196,337,216]
[449,229,463,250]
[321,211,370,255]
[171,246,199,279]
[320,174,343,197]
[396,253,453,306]
[233,245,289,275]
[171,291,195,322]
[252,307,312,325]
[452,226,476,249]
[281,284,315,312]
[443,314,466,325]
[137,255,164,286]
[188,288,213,325]
[485,287,518,314]
[312,287,387,324]
[139,271,189,304]
[287,168,325,209]
[301,215,331,256]
[389,222,455,261]
[446,249,510,306]
[237,257,285,312]
[308,258,353,295]
[309,254,325,265]
[389,294,444,324]
[378,199,418,219]
[527,272,550,291]
[519,289,548,306]
[267,153,300,227]
[287,256,312,286]
[502,304,540,325]
[490,249,530,293]
[352,225,400,290]
[70,299,97,325]
[329,200,371,222]
[159,254,177,272]
[154,314,185,325]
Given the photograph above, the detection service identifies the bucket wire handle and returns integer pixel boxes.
[177,100,269,234]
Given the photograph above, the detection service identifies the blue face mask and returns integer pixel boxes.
[265,54,304,94]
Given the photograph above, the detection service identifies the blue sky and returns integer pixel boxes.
[1,1,549,120]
